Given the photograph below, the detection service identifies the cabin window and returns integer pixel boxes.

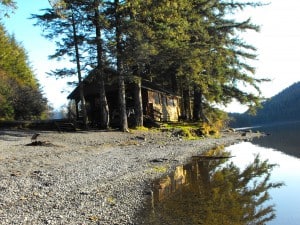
[162,96,167,105]
[168,97,175,106]
[154,93,160,104]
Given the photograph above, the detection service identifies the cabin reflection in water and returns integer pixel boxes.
[153,165,187,202]
[137,147,283,225]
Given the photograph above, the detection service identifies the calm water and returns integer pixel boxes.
[137,122,300,225]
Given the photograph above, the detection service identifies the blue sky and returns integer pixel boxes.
[3,0,75,109]
[2,0,300,112]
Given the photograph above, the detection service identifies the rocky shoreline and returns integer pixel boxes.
[0,129,262,224]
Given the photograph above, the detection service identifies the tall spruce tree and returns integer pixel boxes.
[74,0,110,129]
[170,0,266,122]
[143,0,267,122]
[118,0,158,127]
[0,0,15,7]
[33,1,89,128]
[121,0,146,128]
[0,0,16,17]
[201,0,267,115]
[92,0,110,129]
[33,0,267,127]
[35,0,114,129]
[114,0,128,132]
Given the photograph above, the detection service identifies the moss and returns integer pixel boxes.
[152,165,168,173]
[131,126,149,131]
[88,215,99,222]
[118,140,139,146]
[204,145,226,156]
[106,196,116,206]
[166,122,221,140]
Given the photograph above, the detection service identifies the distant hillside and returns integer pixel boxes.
[230,82,300,127]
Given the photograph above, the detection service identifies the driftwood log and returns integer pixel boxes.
[193,155,234,160]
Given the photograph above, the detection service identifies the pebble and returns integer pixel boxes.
[0,129,261,224]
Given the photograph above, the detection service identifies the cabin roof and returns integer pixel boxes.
[67,68,179,100]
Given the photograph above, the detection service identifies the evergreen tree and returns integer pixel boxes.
[67,0,111,129]
[104,0,130,131]
[34,0,113,129]
[92,0,110,129]
[33,0,268,128]
[0,0,16,17]
[114,0,128,132]
[0,0,15,6]
[120,0,147,128]
[200,1,267,118]
[0,24,47,120]
[32,1,89,128]
[0,70,14,119]
[142,0,267,122]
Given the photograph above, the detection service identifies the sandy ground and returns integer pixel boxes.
[0,129,261,224]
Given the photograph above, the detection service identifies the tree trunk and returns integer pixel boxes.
[118,73,128,131]
[133,77,143,127]
[115,0,128,132]
[193,85,201,122]
[98,70,110,129]
[94,0,109,129]
[182,88,192,121]
[71,13,88,129]
[193,85,208,122]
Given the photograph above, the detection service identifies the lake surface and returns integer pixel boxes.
[138,122,300,224]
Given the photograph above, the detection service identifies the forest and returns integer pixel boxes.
[230,81,300,127]
[0,24,47,120]
[1,0,267,131]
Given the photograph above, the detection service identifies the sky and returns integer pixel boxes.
[2,0,300,112]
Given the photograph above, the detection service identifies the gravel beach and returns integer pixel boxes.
[0,129,261,225]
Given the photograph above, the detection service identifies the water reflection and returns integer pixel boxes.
[138,147,283,225]
[228,142,300,225]
[251,121,300,158]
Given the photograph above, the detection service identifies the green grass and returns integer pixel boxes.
[152,165,168,173]
[158,122,220,140]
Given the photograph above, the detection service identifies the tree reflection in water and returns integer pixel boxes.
[138,146,283,225]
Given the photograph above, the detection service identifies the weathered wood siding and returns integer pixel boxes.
[147,90,180,122]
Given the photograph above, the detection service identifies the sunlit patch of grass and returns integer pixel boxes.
[204,145,226,156]
[161,122,221,140]
[133,126,149,131]
[129,126,150,134]
[202,145,232,160]
[151,165,169,173]
[107,196,116,206]
[88,215,99,222]
[118,140,139,146]
[172,127,196,140]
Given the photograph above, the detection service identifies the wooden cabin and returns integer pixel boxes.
[67,69,181,127]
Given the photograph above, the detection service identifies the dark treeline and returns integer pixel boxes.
[0,1,48,120]
[230,82,300,127]
[30,0,267,130]
[0,24,48,120]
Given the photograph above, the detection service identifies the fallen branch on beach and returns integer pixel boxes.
[194,155,235,160]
